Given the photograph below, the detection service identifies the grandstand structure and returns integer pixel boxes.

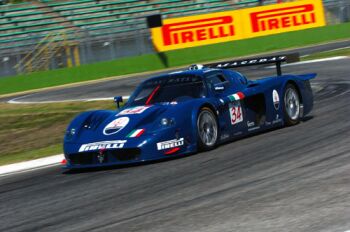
[0,0,263,76]
[0,0,349,77]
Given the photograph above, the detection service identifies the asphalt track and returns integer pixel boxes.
[1,45,350,231]
[2,40,349,103]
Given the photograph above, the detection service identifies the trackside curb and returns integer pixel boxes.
[0,154,64,176]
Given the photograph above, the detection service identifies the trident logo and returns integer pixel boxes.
[97,148,106,163]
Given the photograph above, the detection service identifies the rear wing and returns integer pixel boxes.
[202,53,300,76]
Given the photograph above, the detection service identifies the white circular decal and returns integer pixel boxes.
[103,117,129,135]
[272,89,280,110]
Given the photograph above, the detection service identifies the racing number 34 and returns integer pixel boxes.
[229,101,243,125]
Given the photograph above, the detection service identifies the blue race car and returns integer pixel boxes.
[63,54,315,169]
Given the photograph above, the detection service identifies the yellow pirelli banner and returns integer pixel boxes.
[148,0,326,52]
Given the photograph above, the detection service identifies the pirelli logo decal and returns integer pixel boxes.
[162,16,235,46]
[157,138,184,150]
[149,0,325,52]
[79,140,127,152]
[250,4,316,33]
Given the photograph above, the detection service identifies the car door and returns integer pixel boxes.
[225,70,269,134]
[205,71,247,141]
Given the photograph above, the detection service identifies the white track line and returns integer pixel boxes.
[301,46,350,57]
[7,96,130,104]
[267,56,348,69]
[0,154,64,177]
[284,56,348,66]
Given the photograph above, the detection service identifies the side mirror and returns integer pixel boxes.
[214,84,225,92]
[114,96,123,109]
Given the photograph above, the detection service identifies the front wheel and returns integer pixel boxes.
[197,107,218,151]
[283,84,301,126]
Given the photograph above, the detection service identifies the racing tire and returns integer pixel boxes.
[283,84,301,126]
[197,107,219,151]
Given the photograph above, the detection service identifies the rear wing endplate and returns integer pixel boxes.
[203,53,300,76]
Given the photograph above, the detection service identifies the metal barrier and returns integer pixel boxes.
[14,30,81,73]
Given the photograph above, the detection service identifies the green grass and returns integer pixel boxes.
[302,47,350,60]
[0,144,63,165]
[1,23,349,95]
[0,101,115,165]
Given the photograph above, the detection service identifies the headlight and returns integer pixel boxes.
[161,118,169,126]
[69,128,76,135]
[65,128,76,141]
[160,118,174,127]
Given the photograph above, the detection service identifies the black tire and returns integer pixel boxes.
[283,84,301,126]
[197,107,219,151]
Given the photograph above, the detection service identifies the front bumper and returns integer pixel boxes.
[63,130,196,169]
[63,147,146,169]
[63,146,196,169]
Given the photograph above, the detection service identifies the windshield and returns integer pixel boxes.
[127,75,206,107]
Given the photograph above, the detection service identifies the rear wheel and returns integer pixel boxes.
[197,107,218,150]
[283,84,301,126]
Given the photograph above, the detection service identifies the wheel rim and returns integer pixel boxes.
[284,88,300,120]
[197,110,218,146]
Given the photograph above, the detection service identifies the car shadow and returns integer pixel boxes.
[62,153,193,175]
[301,115,314,122]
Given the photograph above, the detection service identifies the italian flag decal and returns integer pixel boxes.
[127,129,145,138]
[228,92,245,102]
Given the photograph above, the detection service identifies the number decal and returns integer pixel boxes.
[229,101,243,125]
[118,106,152,115]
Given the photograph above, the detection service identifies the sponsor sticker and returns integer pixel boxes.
[272,89,280,110]
[247,121,260,131]
[157,138,184,150]
[103,117,129,135]
[118,106,151,115]
[215,86,225,91]
[220,133,230,140]
[160,101,178,105]
[248,126,260,132]
[79,140,127,152]
[229,101,243,125]
[273,114,282,124]
[233,131,243,136]
[247,121,255,127]
[273,118,283,124]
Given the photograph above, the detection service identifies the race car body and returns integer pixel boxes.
[63,54,315,169]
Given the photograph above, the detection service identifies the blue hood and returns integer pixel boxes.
[67,104,171,143]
